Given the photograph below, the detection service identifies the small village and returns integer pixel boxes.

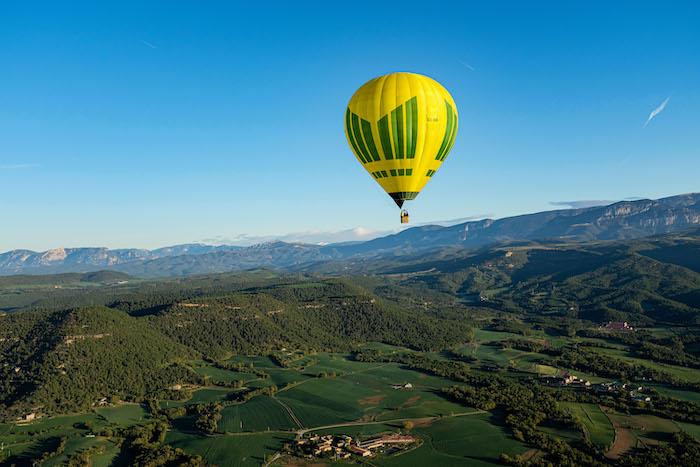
[287,432,418,460]
[541,372,653,403]
[600,321,635,332]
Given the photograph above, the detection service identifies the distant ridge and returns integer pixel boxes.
[1,193,698,277]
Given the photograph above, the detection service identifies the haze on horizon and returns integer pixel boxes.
[2,1,699,252]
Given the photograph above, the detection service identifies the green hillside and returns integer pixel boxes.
[380,233,700,326]
[0,307,199,420]
[1,231,700,466]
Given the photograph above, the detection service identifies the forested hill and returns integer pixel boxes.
[352,228,700,326]
[0,270,130,287]
[0,278,473,420]
[1,193,698,277]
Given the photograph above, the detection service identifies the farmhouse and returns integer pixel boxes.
[359,434,417,450]
[93,397,109,407]
[17,412,36,422]
[630,390,652,402]
[602,321,634,332]
[293,431,416,460]
[543,372,591,388]
[347,445,372,457]
[391,382,413,390]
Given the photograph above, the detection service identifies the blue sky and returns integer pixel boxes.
[1,1,699,251]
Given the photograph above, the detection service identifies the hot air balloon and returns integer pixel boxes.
[344,72,458,223]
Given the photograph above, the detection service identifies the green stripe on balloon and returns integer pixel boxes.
[391,104,405,159]
[378,115,393,160]
[405,97,417,158]
[361,119,381,161]
[435,101,454,160]
[346,109,366,163]
[351,113,372,163]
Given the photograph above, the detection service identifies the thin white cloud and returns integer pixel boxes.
[550,200,616,209]
[644,96,670,127]
[200,216,495,247]
[140,40,158,49]
[199,227,392,246]
[413,214,492,227]
[0,163,39,170]
[458,59,475,71]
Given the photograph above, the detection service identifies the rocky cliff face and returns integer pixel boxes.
[342,193,700,255]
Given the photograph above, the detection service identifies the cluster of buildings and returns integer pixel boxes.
[541,372,591,388]
[541,373,653,402]
[593,381,652,402]
[601,321,634,332]
[290,432,417,459]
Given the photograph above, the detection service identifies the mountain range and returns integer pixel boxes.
[1,193,698,277]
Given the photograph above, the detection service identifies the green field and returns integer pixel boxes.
[43,436,108,466]
[219,396,297,432]
[676,421,700,441]
[195,364,259,383]
[278,377,375,426]
[187,387,236,404]
[166,430,294,466]
[594,348,700,383]
[90,441,121,467]
[455,330,555,373]
[276,362,475,428]
[0,411,133,465]
[606,412,683,447]
[96,403,148,424]
[157,387,239,409]
[538,423,583,443]
[560,402,614,448]
[226,355,280,369]
[372,414,527,467]
[255,368,310,387]
[651,385,700,405]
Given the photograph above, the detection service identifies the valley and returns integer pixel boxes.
[1,229,700,465]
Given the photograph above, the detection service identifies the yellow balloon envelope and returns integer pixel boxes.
[344,72,458,208]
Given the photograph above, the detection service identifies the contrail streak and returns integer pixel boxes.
[458,60,475,71]
[140,40,158,49]
[644,96,670,127]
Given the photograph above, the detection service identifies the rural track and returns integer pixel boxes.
[295,409,487,436]
[275,362,391,395]
[271,395,303,429]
